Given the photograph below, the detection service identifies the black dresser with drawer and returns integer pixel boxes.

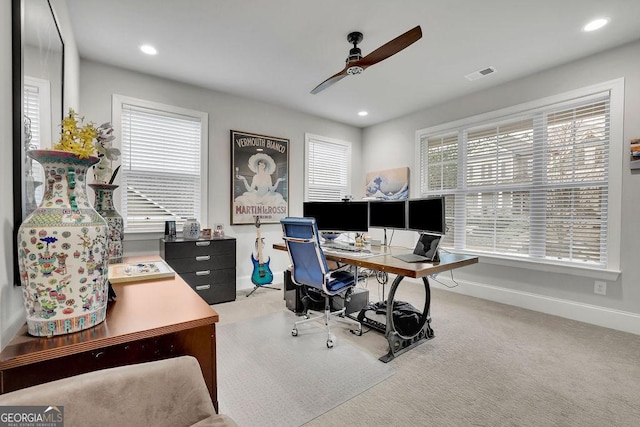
[160,237,236,304]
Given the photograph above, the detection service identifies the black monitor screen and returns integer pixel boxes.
[303,201,369,233]
[368,200,407,229]
[407,197,445,234]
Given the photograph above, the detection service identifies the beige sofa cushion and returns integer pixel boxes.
[0,356,236,427]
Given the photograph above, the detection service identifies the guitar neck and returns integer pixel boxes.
[256,227,263,264]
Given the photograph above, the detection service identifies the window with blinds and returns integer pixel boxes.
[305,134,351,201]
[115,96,208,233]
[23,77,51,207]
[418,90,613,268]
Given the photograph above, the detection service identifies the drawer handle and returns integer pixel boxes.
[195,270,211,276]
[195,255,210,261]
[196,241,211,247]
[196,284,211,291]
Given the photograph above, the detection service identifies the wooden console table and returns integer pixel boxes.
[0,264,220,411]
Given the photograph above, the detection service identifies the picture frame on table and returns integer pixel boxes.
[230,130,289,225]
[201,227,212,239]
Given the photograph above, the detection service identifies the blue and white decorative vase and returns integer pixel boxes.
[17,150,109,337]
[183,218,201,240]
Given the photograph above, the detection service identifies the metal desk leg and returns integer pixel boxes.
[379,275,433,363]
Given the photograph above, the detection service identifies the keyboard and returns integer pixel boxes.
[323,248,380,258]
[322,243,380,258]
[323,242,361,252]
[393,253,432,263]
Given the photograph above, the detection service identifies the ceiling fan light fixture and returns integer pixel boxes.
[347,66,364,75]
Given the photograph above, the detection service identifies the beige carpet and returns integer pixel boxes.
[216,310,394,427]
[214,281,640,427]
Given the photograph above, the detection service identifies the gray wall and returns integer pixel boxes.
[78,60,363,290]
[363,39,640,333]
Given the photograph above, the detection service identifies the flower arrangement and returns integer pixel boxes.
[52,108,121,184]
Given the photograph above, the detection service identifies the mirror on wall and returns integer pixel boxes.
[12,0,64,285]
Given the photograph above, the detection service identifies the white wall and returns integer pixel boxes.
[78,60,363,290]
[363,39,640,334]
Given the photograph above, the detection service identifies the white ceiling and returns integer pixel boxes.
[66,0,640,128]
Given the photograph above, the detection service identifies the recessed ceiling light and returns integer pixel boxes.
[583,18,609,32]
[140,44,157,55]
[358,111,368,117]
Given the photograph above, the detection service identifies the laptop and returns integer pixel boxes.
[393,233,442,263]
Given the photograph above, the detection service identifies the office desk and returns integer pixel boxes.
[274,243,478,362]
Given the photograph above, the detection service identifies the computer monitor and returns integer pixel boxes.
[368,200,407,230]
[303,201,369,233]
[407,197,445,235]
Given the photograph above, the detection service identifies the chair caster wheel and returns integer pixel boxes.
[326,339,334,348]
[292,328,298,337]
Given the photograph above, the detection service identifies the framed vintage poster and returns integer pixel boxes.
[231,130,289,225]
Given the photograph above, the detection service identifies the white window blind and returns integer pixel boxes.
[305,134,351,201]
[24,85,41,149]
[419,133,458,246]
[419,91,612,268]
[23,78,51,206]
[118,100,207,233]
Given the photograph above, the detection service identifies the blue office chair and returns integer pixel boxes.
[280,217,362,348]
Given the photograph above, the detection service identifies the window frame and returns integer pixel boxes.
[304,133,352,202]
[112,94,209,238]
[415,79,623,280]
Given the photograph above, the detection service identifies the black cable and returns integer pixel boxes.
[376,270,388,285]
[384,229,396,246]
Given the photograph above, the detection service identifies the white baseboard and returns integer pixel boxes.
[418,277,640,336]
[237,275,254,291]
[236,275,284,292]
[237,272,640,336]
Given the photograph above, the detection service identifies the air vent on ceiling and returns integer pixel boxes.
[465,66,496,81]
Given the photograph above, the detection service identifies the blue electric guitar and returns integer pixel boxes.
[251,217,274,286]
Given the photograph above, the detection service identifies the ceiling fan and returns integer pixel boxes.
[311,25,422,95]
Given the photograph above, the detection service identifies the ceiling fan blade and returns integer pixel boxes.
[357,25,422,69]
[310,68,348,94]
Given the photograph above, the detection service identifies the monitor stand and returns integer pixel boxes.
[383,228,389,246]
